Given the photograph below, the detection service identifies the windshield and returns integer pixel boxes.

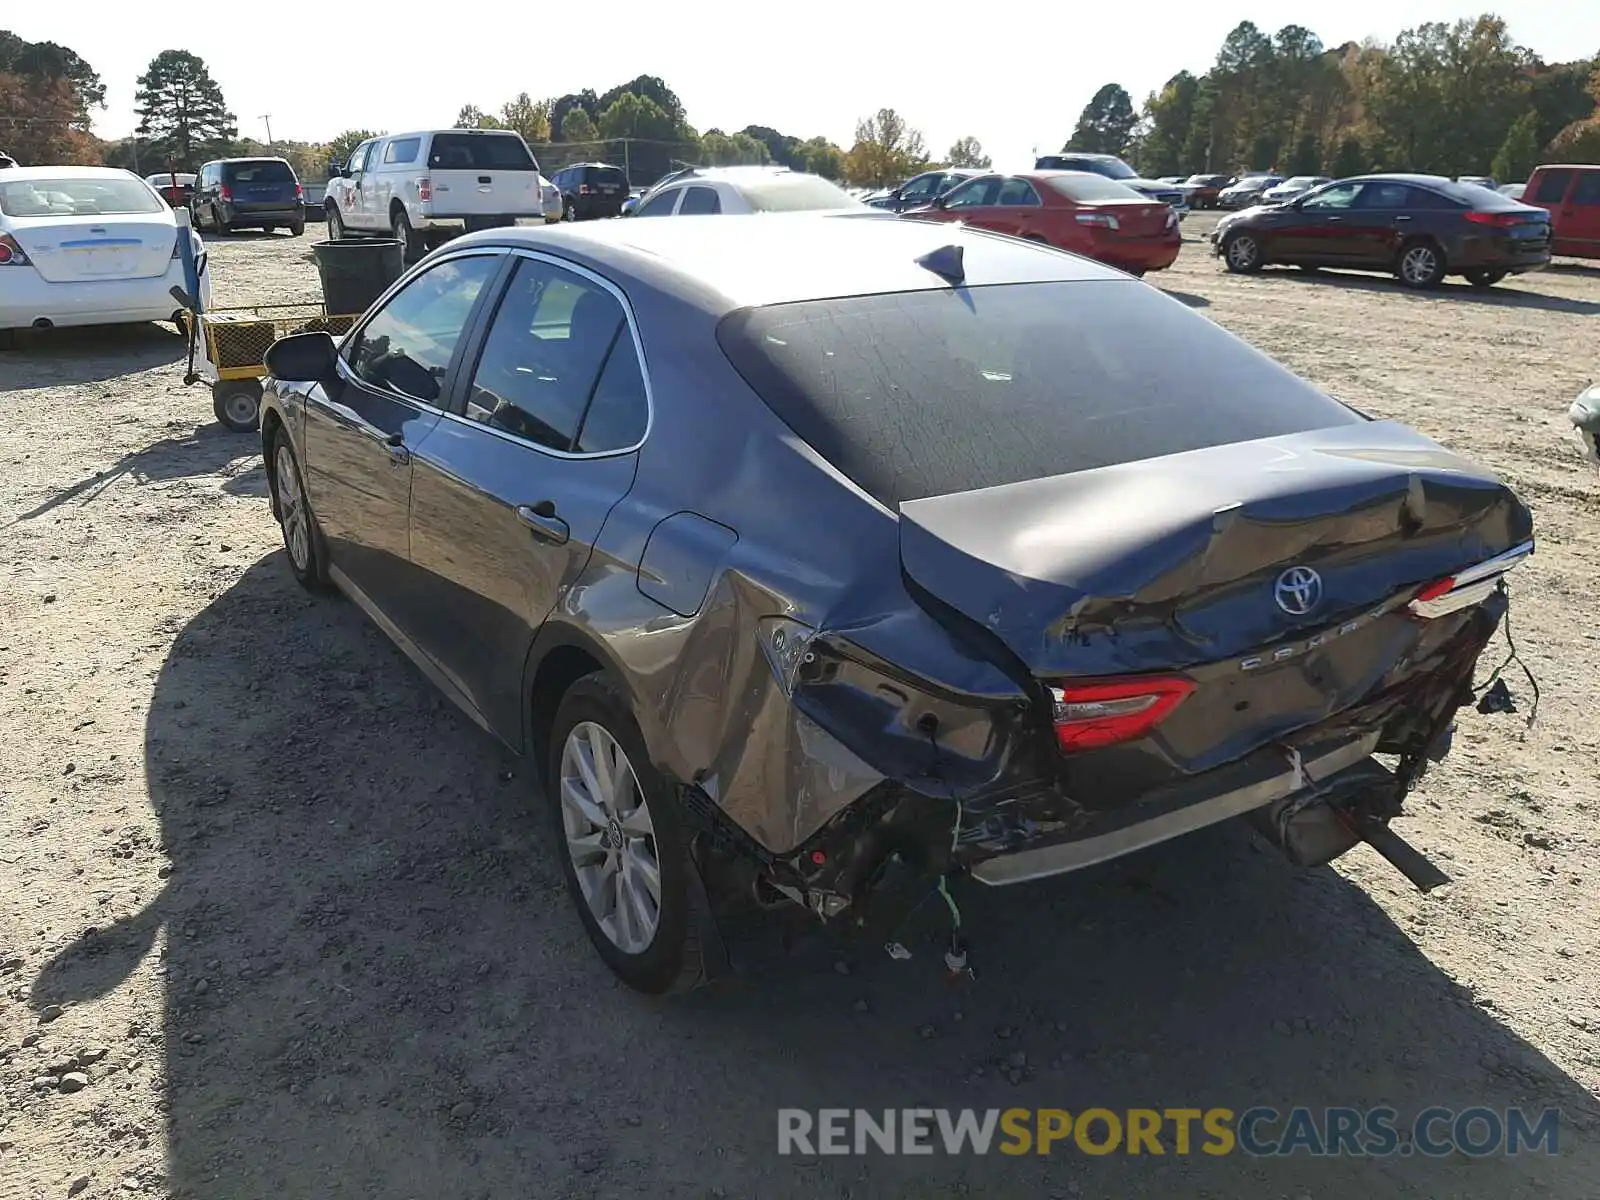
[224,160,296,183]
[738,175,861,213]
[717,281,1359,506]
[0,176,165,217]
[1043,174,1148,203]
[428,133,537,171]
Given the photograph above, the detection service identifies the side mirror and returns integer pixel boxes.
[327,162,344,180]
[265,331,339,382]
[930,195,947,210]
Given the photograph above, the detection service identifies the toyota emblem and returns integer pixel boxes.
[1274,566,1323,616]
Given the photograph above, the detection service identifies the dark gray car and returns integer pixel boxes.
[258,214,1533,993]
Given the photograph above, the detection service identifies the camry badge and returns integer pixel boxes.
[1274,566,1323,616]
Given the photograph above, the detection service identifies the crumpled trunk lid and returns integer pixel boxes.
[898,420,1531,678]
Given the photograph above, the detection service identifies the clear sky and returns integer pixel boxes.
[7,2,1596,169]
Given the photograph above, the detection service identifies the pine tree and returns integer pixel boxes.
[134,50,236,170]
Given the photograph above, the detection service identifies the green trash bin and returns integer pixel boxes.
[311,238,405,316]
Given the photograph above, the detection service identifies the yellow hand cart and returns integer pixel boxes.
[181,302,360,432]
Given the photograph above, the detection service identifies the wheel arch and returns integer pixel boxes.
[522,623,644,783]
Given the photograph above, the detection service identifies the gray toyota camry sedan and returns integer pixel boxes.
[259,214,1532,993]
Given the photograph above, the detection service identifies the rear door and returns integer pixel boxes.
[225,160,297,216]
[1562,169,1600,258]
[1346,180,1429,264]
[301,252,502,613]
[425,132,542,219]
[406,253,649,736]
[1526,168,1574,250]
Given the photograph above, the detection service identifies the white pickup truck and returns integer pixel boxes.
[323,129,560,260]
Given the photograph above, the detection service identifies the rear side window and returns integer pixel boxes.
[1531,170,1573,205]
[678,186,721,215]
[1572,172,1600,205]
[465,259,644,453]
[226,160,295,183]
[428,133,536,171]
[383,138,421,164]
[717,282,1361,506]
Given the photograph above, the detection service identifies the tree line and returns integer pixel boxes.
[1070,15,1597,183]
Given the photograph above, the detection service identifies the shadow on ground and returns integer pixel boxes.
[1,324,188,389]
[1265,267,1600,316]
[11,426,259,523]
[31,559,1600,1198]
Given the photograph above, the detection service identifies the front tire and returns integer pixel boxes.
[270,432,331,591]
[1222,230,1263,273]
[1397,240,1446,289]
[326,203,345,240]
[1465,268,1506,288]
[547,674,704,995]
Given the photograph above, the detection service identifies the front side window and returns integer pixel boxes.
[347,143,372,174]
[942,177,1001,209]
[678,185,721,215]
[384,138,421,165]
[1531,169,1572,205]
[900,172,942,202]
[634,189,679,217]
[1301,182,1362,210]
[346,255,498,405]
[465,258,644,453]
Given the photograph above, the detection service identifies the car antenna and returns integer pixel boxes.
[915,243,965,284]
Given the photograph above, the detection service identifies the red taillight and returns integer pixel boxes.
[579,183,592,194]
[219,184,232,201]
[1414,576,1456,602]
[0,233,29,266]
[1049,677,1194,753]
[294,183,305,202]
[418,177,432,202]
[1463,210,1522,227]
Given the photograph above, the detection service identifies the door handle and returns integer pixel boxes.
[1394,215,1412,222]
[1326,216,1342,222]
[516,501,570,545]
[384,431,410,465]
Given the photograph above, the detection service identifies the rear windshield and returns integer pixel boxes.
[717,282,1360,506]
[429,133,536,171]
[1039,156,1137,180]
[1442,180,1525,210]
[1043,173,1148,203]
[224,160,296,183]
[582,166,628,187]
[0,177,165,217]
[738,175,859,212]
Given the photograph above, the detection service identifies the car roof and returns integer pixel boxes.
[2,165,140,181]
[1532,163,1600,172]
[1349,173,1454,187]
[1044,151,1119,161]
[446,212,1128,313]
[378,129,522,140]
[216,156,291,164]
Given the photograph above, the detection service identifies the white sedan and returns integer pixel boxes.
[1,166,210,348]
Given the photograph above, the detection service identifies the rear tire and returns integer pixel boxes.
[1396,239,1446,289]
[0,328,17,352]
[1222,230,1263,273]
[1465,268,1506,288]
[547,673,705,995]
[214,207,232,235]
[392,207,423,263]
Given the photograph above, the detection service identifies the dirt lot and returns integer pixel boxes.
[3,216,1599,1199]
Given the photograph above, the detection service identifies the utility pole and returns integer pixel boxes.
[261,114,274,147]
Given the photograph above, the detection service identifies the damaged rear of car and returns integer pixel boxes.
[701,274,1531,951]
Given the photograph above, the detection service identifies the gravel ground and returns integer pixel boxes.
[2,217,1599,1199]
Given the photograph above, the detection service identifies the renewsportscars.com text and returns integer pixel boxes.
[777,1106,1561,1157]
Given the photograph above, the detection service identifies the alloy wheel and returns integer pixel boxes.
[1226,234,1259,270]
[275,443,310,572]
[1400,245,1439,286]
[559,720,661,955]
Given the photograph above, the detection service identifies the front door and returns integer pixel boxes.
[301,252,501,611]
[407,253,649,739]
[1271,181,1366,262]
